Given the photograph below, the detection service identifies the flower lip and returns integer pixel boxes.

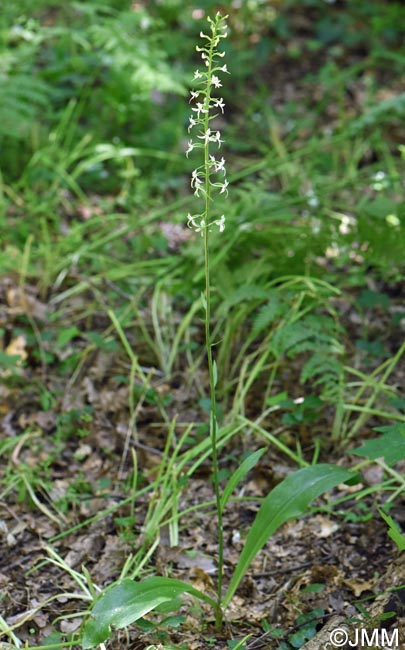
[214,215,226,232]
[188,116,198,132]
[192,102,209,118]
[219,180,229,195]
[209,155,226,174]
[212,97,225,113]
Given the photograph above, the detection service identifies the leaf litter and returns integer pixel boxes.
[0,270,404,648]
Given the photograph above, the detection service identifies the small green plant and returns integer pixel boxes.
[81,15,355,648]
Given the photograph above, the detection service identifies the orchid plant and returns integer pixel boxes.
[81,15,355,648]
[185,12,230,625]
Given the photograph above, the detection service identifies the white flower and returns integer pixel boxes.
[213,215,225,232]
[187,213,206,234]
[305,189,319,208]
[198,128,211,144]
[198,128,220,145]
[186,140,194,157]
[209,155,226,174]
[219,179,229,195]
[193,183,203,197]
[373,171,385,181]
[188,116,198,132]
[191,169,199,184]
[189,90,200,102]
[218,64,229,73]
[215,156,226,173]
[187,213,198,227]
[211,75,222,88]
[191,169,204,196]
[193,69,203,79]
[198,129,225,146]
[212,97,225,113]
[192,102,208,118]
[212,130,223,147]
[188,214,225,235]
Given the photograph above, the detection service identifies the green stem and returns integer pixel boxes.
[202,31,224,630]
[203,229,224,629]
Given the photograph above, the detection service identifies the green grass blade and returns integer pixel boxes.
[220,448,266,509]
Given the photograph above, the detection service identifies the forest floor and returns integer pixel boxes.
[1,3,405,649]
[0,272,404,649]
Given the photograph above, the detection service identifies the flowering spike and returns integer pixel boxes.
[186,13,229,235]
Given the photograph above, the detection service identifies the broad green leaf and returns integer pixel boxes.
[57,326,80,347]
[357,289,391,310]
[0,351,22,369]
[220,448,266,509]
[350,424,405,466]
[361,196,399,219]
[378,509,405,551]
[82,577,215,649]
[265,391,288,407]
[223,464,353,607]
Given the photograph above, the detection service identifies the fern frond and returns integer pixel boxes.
[252,295,286,336]
[0,74,50,138]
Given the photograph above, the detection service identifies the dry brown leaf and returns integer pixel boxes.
[342,577,378,597]
[6,287,47,321]
[60,618,82,633]
[189,566,215,593]
[5,335,27,361]
[307,514,339,538]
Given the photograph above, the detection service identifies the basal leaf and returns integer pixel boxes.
[82,577,215,649]
[223,464,353,607]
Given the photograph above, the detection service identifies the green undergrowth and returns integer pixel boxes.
[1,1,405,648]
